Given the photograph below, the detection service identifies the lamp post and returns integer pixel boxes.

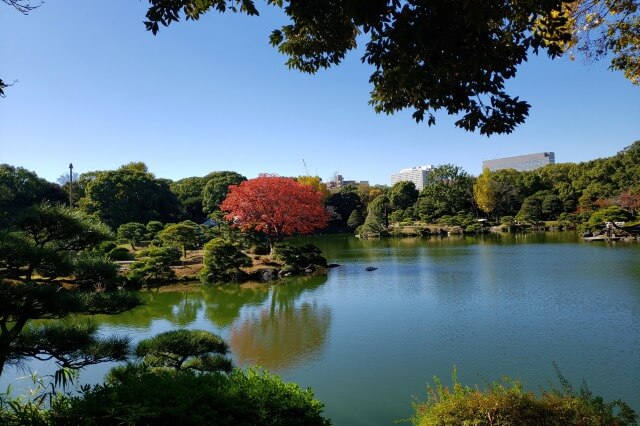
[69,163,73,208]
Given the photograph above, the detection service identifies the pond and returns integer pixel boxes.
[3,233,639,424]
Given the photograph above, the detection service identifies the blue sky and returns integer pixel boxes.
[1,1,638,185]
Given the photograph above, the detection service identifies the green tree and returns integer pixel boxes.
[0,203,141,376]
[273,243,327,269]
[346,208,364,230]
[201,171,247,215]
[144,0,574,135]
[417,165,474,222]
[170,176,209,223]
[388,181,419,211]
[0,164,66,227]
[135,329,232,373]
[128,246,181,286]
[517,195,544,223]
[362,194,391,231]
[587,205,634,228]
[324,186,364,228]
[145,220,165,240]
[159,220,202,258]
[388,209,405,225]
[201,238,252,284]
[541,191,563,218]
[116,222,146,250]
[78,162,180,229]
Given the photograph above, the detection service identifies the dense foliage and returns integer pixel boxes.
[220,175,329,249]
[0,202,141,376]
[142,0,581,135]
[77,163,180,229]
[159,220,203,257]
[200,238,252,284]
[128,246,181,287]
[412,369,637,425]
[376,141,640,233]
[47,366,331,426]
[135,329,232,373]
[273,243,328,269]
[0,164,66,228]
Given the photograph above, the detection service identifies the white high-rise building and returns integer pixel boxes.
[390,165,434,191]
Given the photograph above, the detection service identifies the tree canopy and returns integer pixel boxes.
[3,0,637,136]
[220,175,328,249]
[135,329,232,373]
[418,164,474,221]
[142,0,586,135]
[0,164,66,227]
[0,203,141,375]
[389,181,419,210]
[201,171,247,215]
[78,162,180,229]
[159,220,203,257]
[562,0,640,85]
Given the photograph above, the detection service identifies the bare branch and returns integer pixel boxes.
[2,0,42,14]
[0,79,18,98]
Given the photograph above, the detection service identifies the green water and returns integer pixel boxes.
[4,233,640,424]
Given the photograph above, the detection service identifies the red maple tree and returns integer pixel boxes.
[617,190,640,217]
[220,175,328,250]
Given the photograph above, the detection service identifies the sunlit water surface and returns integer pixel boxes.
[3,233,639,425]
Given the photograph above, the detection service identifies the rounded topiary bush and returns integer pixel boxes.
[108,247,133,261]
[97,241,117,255]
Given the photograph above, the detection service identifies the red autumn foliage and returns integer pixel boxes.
[220,175,328,244]
[619,189,640,215]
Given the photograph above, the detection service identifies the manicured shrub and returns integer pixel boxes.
[53,366,331,425]
[587,206,633,229]
[73,253,120,290]
[200,238,251,284]
[145,220,164,240]
[116,222,146,249]
[96,241,117,255]
[135,329,232,373]
[107,247,133,261]
[127,246,181,286]
[273,243,327,268]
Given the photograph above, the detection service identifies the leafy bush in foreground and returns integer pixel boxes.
[53,366,331,425]
[411,368,637,425]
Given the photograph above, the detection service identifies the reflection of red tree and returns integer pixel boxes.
[230,303,331,371]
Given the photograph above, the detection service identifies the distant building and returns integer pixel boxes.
[482,152,555,172]
[327,174,369,190]
[390,165,434,191]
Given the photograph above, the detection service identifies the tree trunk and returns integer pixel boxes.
[0,316,29,377]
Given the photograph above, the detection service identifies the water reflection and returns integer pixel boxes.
[203,284,270,328]
[229,275,332,372]
[96,290,204,329]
